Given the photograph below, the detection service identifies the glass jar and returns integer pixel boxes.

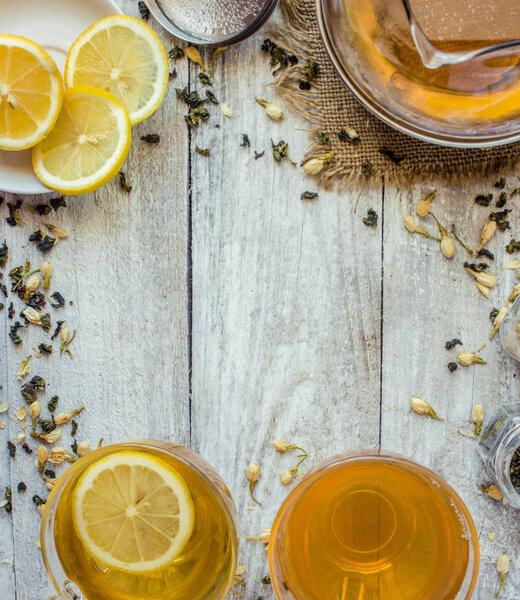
[500,294,520,361]
[478,405,520,508]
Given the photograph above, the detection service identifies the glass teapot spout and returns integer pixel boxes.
[402,0,520,69]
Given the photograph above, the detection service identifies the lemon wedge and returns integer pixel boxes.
[0,35,63,150]
[64,15,169,125]
[32,86,131,195]
[72,450,195,574]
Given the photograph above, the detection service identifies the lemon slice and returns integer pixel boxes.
[64,15,169,125]
[0,35,63,150]
[72,450,195,573]
[32,86,131,195]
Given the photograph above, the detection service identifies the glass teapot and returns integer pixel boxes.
[318,0,520,146]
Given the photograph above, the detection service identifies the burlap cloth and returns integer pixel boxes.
[269,0,520,187]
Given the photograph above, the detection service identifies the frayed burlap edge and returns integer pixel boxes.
[266,0,520,188]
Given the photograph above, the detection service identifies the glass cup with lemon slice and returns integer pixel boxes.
[41,441,238,600]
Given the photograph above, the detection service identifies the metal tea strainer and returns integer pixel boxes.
[144,0,279,46]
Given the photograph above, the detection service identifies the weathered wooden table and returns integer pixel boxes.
[1,2,519,599]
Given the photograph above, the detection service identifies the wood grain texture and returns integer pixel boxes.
[1,2,520,600]
[382,181,520,599]
[189,33,382,599]
[1,2,190,598]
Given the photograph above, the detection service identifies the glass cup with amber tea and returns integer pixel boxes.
[41,441,238,600]
[268,451,479,600]
[318,0,520,146]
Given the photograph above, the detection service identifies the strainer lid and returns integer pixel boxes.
[145,0,279,46]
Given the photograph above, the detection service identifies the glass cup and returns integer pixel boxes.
[41,441,238,600]
[268,451,479,600]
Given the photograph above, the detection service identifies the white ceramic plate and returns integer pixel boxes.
[0,0,122,195]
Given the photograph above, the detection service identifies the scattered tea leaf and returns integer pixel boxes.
[301,191,318,201]
[137,1,149,20]
[195,146,211,156]
[362,209,378,228]
[141,134,160,144]
[118,171,132,193]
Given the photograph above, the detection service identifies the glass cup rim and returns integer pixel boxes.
[268,449,480,600]
[40,440,239,600]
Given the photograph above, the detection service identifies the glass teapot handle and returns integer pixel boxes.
[402,0,520,68]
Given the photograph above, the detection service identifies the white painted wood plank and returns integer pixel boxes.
[382,181,520,600]
[189,31,383,598]
[0,215,16,600]
[1,1,190,597]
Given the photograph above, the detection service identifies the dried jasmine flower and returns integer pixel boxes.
[28,401,41,429]
[54,407,84,425]
[47,396,59,413]
[478,483,502,500]
[220,103,232,118]
[206,90,218,105]
[44,223,67,239]
[169,46,185,60]
[447,361,458,372]
[476,219,497,253]
[0,403,8,414]
[240,134,250,147]
[246,528,271,544]
[458,344,486,365]
[505,260,520,269]
[475,194,493,206]
[16,406,27,421]
[31,429,62,444]
[472,404,485,436]
[137,0,149,20]
[416,191,435,217]
[49,196,66,212]
[195,146,211,157]
[118,171,132,193]
[301,191,318,201]
[464,263,497,288]
[141,134,160,144]
[50,291,65,308]
[256,98,284,120]
[7,441,16,457]
[379,146,404,165]
[209,47,226,78]
[280,470,294,485]
[302,152,334,174]
[496,192,508,208]
[186,46,205,71]
[254,151,265,160]
[403,215,440,239]
[245,462,262,505]
[198,72,212,85]
[17,355,32,380]
[428,212,455,258]
[337,128,360,143]
[363,209,378,228]
[318,131,331,145]
[51,320,64,340]
[76,441,90,457]
[60,327,76,358]
[495,554,510,598]
[410,396,443,420]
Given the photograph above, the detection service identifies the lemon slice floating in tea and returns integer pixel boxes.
[0,35,63,150]
[64,15,169,125]
[72,450,195,573]
[32,86,131,195]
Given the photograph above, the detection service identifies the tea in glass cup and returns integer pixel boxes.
[268,451,479,600]
[41,441,238,600]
